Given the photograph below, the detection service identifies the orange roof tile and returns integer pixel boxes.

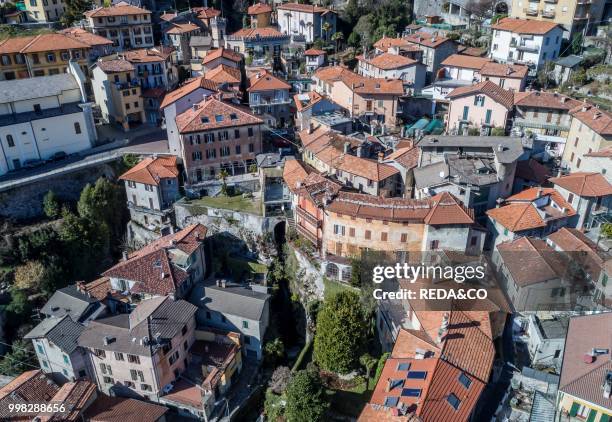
[294,91,325,112]
[248,70,291,91]
[204,64,242,84]
[119,156,178,185]
[569,103,612,136]
[441,53,491,70]
[448,80,514,109]
[159,76,218,109]
[424,191,475,225]
[165,21,200,34]
[193,6,221,19]
[549,172,612,197]
[175,96,263,133]
[404,32,453,48]
[487,203,548,231]
[360,52,418,70]
[122,46,174,63]
[229,27,286,40]
[373,36,412,52]
[97,58,134,72]
[492,17,560,35]
[386,146,419,169]
[283,158,314,193]
[85,394,168,422]
[479,61,528,79]
[513,91,581,110]
[201,47,243,65]
[0,33,91,54]
[59,27,113,46]
[248,2,272,14]
[277,2,333,13]
[85,1,150,17]
[515,158,551,184]
[304,48,325,56]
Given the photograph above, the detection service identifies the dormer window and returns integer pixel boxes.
[215,114,223,122]
[201,116,209,123]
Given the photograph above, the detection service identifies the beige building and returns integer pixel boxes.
[25,0,65,22]
[78,296,197,402]
[84,2,154,52]
[562,103,612,172]
[91,58,145,131]
[510,0,605,38]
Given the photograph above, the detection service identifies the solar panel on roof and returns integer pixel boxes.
[397,362,411,371]
[384,396,399,407]
[401,388,422,397]
[406,371,427,379]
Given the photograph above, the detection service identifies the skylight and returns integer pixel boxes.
[230,113,238,120]
[215,114,223,122]
[384,396,399,407]
[458,373,472,389]
[401,388,422,397]
[201,117,209,123]
[406,371,427,379]
[397,362,411,371]
[447,393,461,410]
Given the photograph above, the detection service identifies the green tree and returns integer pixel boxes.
[217,169,230,196]
[359,353,377,379]
[0,340,36,376]
[264,338,285,365]
[61,0,92,26]
[332,31,344,56]
[77,178,125,249]
[348,31,361,49]
[491,127,506,136]
[602,223,612,239]
[314,291,368,373]
[264,389,285,421]
[322,22,332,42]
[13,260,46,291]
[285,370,329,422]
[122,154,140,169]
[350,257,362,287]
[5,288,31,317]
[43,190,60,219]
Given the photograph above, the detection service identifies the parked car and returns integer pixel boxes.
[49,151,67,161]
[23,159,44,168]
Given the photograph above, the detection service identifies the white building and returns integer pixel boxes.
[0,63,97,175]
[276,3,336,43]
[304,48,325,73]
[357,52,426,92]
[526,314,567,371]
[489,17,563,73]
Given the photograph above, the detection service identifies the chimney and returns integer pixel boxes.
[192,103,199,111]
[122,251,128,261]
[536,187,543,198]
[308,122,314,134]
[385,378,392,392]
[161,271,166,278]
[220,279,227,288]
[216,279,221,287]
[378,152,384,163]
[343,142,350,154]
[561,96,568,103]
[437,312,449,343]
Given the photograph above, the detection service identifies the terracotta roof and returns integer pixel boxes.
[159,11,177,21]
[549,172,612,197]
[424,191,475,225]
[119,156,178,185]
[569,103,612,136]
[360,52,418,70]
[0,371,59,420]
[59,27,113,46]
[441,53,491,70]
[103,224,207,296]
[38,381,97,422]
[515,159,551,184]
[283,158,314,193]
[85,394,168,422]
[294,91,324,112]
[558,312,612,410]
[0,33,92,54]
[82,277,112,301]
[514,91,581,110]
[584,145,612,157]
[487,187,576,231]
[459,46,486,57]
[304,48,326,56]
[85,1,151,17]
[165,21,200,34]
[159,76,218,109]
[229,27,286,40]
[492,17,560,34]
[373,36,412,52]
[404,31,452,48]
[193,6,221,19]
[97,58,134,72]
[248,70,291,91]
[479,61,528,79]
[201,47,243,65]
[277,2,333,13]
[175,96,262,133]
[122,46,174,63]
[448,80,514,109]
[497,237,567,286]
[386,146,419,169]
[248,2,272,14]
[204,64,242,84]
[337,154,400,181]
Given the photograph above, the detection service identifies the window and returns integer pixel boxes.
[42,360,48,368]
[127,354,140,364]
[401,233,407,243]
[184,340,189,351]
[103,376,114,384]
[141,383,152,391]
[430,240,439,249]
[458,373,472,389]
[248,127,254,137]
[401,388,422,397]
[576,158,581,168]
[33,104,42,114]
[94,349,106,358]
[249,143,254,153]
[99,363,112,375]
[235,145,241,154]
[221,315,227,323]
[407,371,427,379]
[447,393,461,410]
[1,55,10,65]
[74,122,81,134]
[169,350,180,365]
[46,53,56,62]
[242,320,249,329]
[567,193,574,204]
[234,129,240,139]
[381,232,388,241]
[124,381,135,388]
[470,236,477,246]
[333,224,345,236]
[37,344,44,354]
[220,146,230,156]
[384,396,399,407]
[349,227,355,237]
[130,369,144,382]
[114,352,124,361]
[63,354,69,364]
[6,135,14,148]
[365,230,371,240]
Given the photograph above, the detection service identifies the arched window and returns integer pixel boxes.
[74,122,81,134]
[326,263,339,279]
[6,135,14,147]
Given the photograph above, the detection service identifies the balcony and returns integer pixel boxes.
[523,8,539,15]
[541,10,556,18]
[127,201,172,216]
[576,0,592,4]
[543,0,557,3]
[250,97,292,106]
[296,207,321,228]
[514,44,539,53]
[296,223,320,246]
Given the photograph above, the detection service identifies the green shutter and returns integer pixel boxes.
[600,413,610,422]
[586,409,597,422]
[569,402,580,417]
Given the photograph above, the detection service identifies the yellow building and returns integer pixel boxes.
[24,0,65,22]
[510,0,604,38]
[0,33,96,80]
[562,103,612,172]
[84,2,154,51]
[91,58,145,131]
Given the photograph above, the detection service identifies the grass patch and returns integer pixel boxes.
[190,194,262,215]
[323,277,355,298]
[325,376,371,418]
[227,256,267,280]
